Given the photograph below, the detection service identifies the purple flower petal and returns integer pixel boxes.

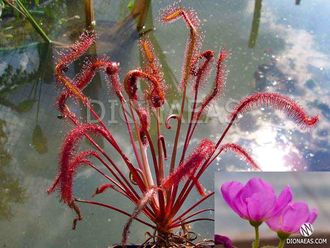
[267,186,293,218]
[220,177,310,228]
[282,203,308,233]
[221,181,244,217]
[307,208,318,223]
[232,188,249,219]
[214,234,234,248]
[267,201,318,234]
[239,177,274,201]
[266,211,282,232]
[246,191,276,221]
[233,177,275,220]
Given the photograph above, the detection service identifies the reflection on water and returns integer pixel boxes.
[248,0,262,48]
[0,119,26,220]
[0,0,330,247]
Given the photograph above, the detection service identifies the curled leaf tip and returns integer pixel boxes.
[231,92,319,129]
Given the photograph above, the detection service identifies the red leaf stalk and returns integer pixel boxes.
[131,106,159,181]
[180,50,215,163]
[171,208,214,228]
[75,198,155,228]
[122,187,158,247]
[171,192,214,225]
[127,103,155,190]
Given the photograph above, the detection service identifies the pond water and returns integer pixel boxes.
[1,0,330,247]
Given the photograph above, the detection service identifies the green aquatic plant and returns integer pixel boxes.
[2,0,51,43]
[48,4,318,247]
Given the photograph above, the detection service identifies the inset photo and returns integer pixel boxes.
[215,172,330,248]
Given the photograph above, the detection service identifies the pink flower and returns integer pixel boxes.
[266,202,318,235]
[221,177,292,223]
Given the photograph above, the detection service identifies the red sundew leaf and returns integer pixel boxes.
[70,201,82,230]
[136,107,150,131]
[57,124,113,204]
[73,57,107,89]
[218,143,260,171]
[139,39,165,90]
[162,139,215,190]
[124,70,165,108]
[160,5,200,30]
[47,150,98,195]
[191,176,206,197]
[165,114,179,129]
[93,184,114,197]
[199,49,228,112]
[191,50,215,92]
[57,31,95,66]
[105,63,125,102]
[56,92,69,114]
[231,92,319,128]
[160,5,201,89]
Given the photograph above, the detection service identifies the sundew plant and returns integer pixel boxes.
[48,4,319,247]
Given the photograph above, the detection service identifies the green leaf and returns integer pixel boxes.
[127,0,135,11]
[16,99,35,113]
[0,0,5,18]
[32,124,48,154]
